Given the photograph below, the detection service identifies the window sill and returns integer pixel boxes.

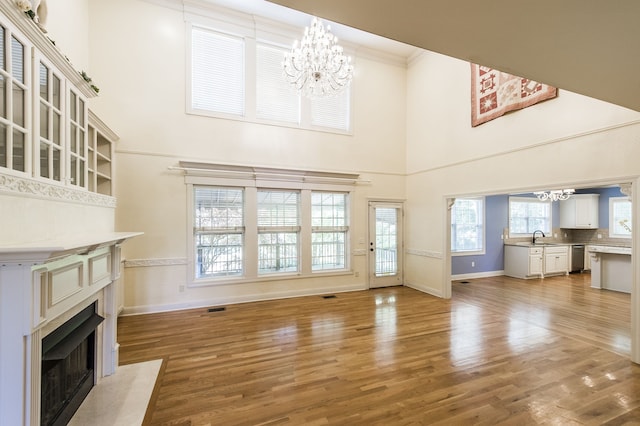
[451,250,486,257]
[189,269,353,288]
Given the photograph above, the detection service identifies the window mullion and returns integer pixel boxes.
[300,190,312,275]
[244,187,258,278]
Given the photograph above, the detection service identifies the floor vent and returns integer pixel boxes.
[459,281,471,284]
[207,307,226,313]
[322,295,337,299]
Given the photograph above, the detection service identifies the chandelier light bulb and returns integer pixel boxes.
[283,17,354,98]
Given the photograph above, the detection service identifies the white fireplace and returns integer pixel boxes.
[0,233,140,426]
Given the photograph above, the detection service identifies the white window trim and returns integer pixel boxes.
[508,196,552,237]
[609,196,632,239]
[184,162,357,287]
[451,197,486,257]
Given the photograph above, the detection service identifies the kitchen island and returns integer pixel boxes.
[589,245,632,293]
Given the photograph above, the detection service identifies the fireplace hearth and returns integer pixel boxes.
[41,303,104,426]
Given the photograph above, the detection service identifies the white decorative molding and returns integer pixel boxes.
[124,258,188,268]
[0,172,116,207]
[352,249,367,256]
[619,182,632,201]
[406,248,443,259]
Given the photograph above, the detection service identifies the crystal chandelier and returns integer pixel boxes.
[283,17,354,98]
[533,189,575,201]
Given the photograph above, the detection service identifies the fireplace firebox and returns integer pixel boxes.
[40,303,104,426]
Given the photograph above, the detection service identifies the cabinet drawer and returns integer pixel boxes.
[545,246,567,254]
[529,247,543,255]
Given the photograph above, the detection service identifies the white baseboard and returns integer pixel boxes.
[404,280,443,298]
[451,270,504,281]
[120,284,366,316]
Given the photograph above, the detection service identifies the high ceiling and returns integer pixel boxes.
[265,0,640,112]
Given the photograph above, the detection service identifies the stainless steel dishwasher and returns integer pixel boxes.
[571,245,585,272]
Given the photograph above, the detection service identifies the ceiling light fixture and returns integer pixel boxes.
[283,17,354,98]
[533,189,575,201]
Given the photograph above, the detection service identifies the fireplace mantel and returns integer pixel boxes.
[0,232,141,426]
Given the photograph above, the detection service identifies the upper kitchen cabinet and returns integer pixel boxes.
[559,194,599,229]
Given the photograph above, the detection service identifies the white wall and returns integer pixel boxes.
[88,0,408,313]
[404,51,640,297]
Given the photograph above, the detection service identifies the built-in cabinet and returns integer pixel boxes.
[559,194,599,229]
[505,244,569,279]
[0,2,117,197]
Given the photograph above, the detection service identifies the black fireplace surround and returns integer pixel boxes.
[41,303,104,426]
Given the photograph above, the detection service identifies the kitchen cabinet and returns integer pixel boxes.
[543,245,569,275]
[504,245,543,279]
[505,244,569,279]
[559,194,599,229]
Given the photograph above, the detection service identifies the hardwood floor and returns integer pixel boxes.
[118,274,640,425]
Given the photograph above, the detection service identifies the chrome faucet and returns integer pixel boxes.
[532,230,545,244]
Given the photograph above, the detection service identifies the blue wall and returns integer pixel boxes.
[451,187,626,276]
[451,194,508,276]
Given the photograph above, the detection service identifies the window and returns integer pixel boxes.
[256,43,299,123]
[194,187,244,278]
[311,192,348,270]
[188,21,352,132]
[451,198,484,254]
[610,197,632,238]
[257,190,300,274]
[188,171,353,285]
[509,196,551,235]
[191,27,245,116]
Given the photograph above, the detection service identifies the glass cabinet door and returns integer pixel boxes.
[68,89,87,187]
[37,59,63,181]
[0,25,30,174]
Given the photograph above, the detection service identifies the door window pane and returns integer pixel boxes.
[12,129,24,171]
[375,208,398,276]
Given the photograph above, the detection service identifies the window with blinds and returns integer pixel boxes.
[191,27,245,116]
[610,197,632,238]
[188,22,351,133]
[257,190,300,274]
[256,43,300,123]
[311,192,348,270]
[194,187,245,278]
[451,197,484,254]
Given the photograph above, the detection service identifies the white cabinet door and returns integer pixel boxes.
[529,254,543,275]
[544,246,568,274]
[559,194,599,229]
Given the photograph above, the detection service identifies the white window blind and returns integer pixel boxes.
[256,43,300,123]
[311,89,350,131]
[191,27,245,116]
[257,190,300,274]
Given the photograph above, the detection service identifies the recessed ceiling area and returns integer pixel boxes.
[265,0,640,113]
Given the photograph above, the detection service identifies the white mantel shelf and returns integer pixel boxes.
[0,232,143,263]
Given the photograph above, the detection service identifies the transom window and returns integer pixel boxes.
[188,21,352,133]
[451,197,485,254]
[610,196,632,239]
[509,196,551,235]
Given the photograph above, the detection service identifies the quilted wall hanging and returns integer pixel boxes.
[471,64,557,127]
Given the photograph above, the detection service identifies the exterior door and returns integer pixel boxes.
[369,202,403,288]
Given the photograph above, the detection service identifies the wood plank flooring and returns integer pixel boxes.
[118,274,640,425]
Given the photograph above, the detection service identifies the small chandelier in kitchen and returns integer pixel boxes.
[533,189,575,201]
[283,17,354,98]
